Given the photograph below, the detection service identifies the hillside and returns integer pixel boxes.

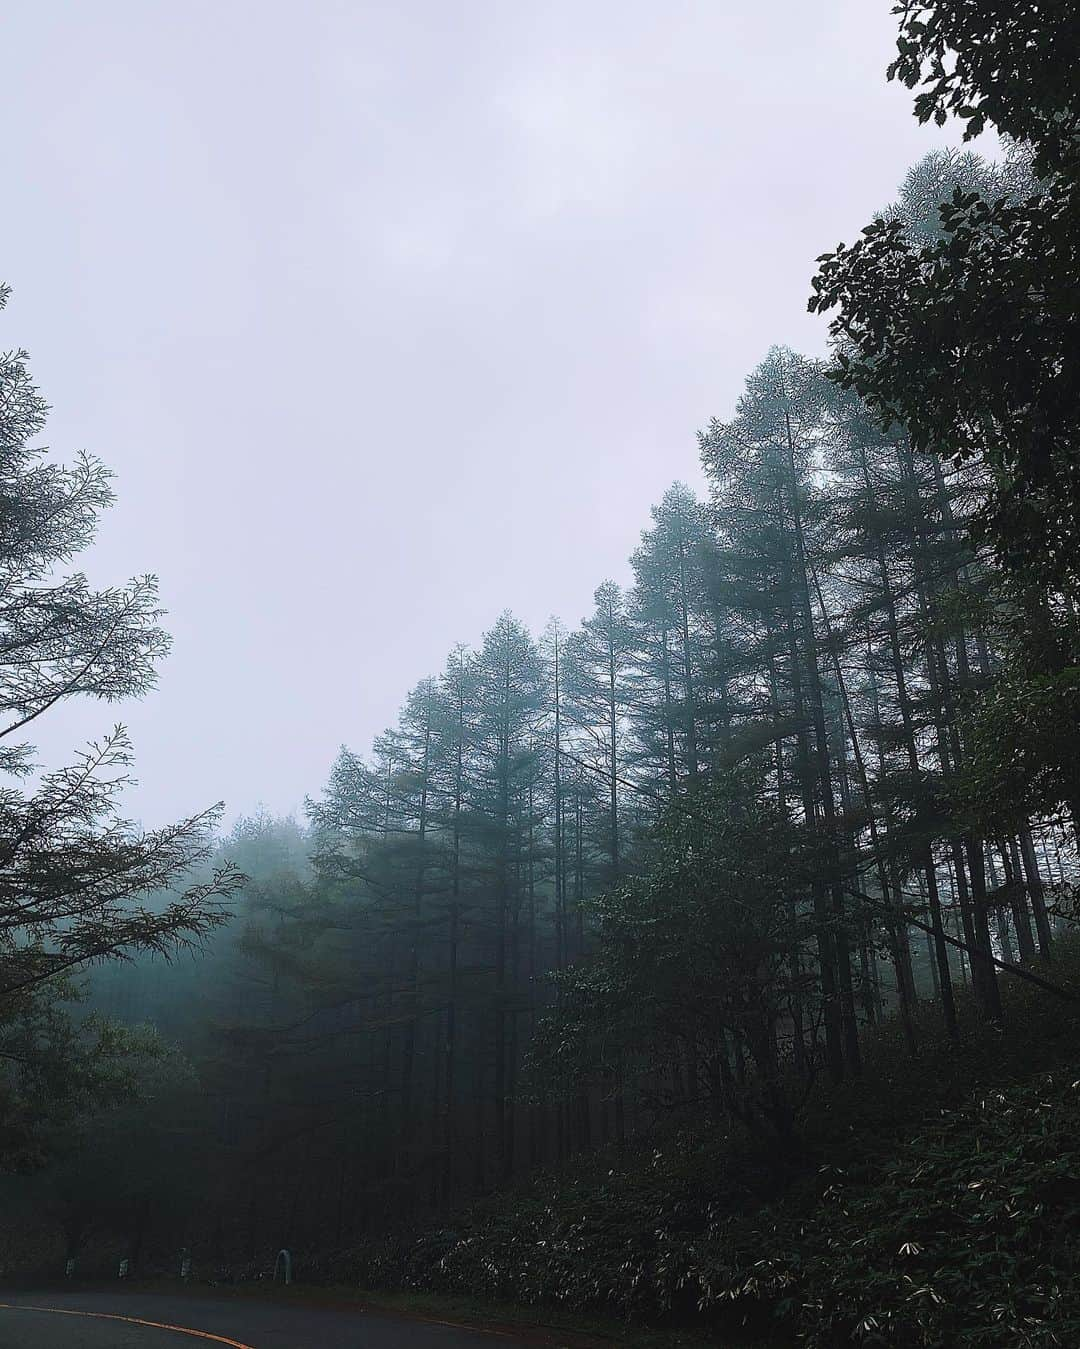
[312,945,1080,1347]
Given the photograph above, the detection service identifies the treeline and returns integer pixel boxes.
[6,6,1080,1338]
[74,146,1066,1270]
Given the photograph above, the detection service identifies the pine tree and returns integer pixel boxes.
[0,287,240,1160]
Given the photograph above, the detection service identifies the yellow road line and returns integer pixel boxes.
[0,1303,255,1347]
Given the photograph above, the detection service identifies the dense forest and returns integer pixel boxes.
[4,3,1080,1346]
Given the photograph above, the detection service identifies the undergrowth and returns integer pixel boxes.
[307,938,1080,1346]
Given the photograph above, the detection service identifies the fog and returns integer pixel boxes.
[1,0,964,827]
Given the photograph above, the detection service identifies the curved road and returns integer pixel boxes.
[0,1291,538,1348]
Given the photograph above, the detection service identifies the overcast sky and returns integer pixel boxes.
[1,1,967,831]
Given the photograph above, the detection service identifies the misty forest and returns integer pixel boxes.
[4,4,1080,1347]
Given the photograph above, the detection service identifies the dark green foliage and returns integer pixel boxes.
[811,1,1080,601]
[807,0,1080,930]
[887,0,1080,171]
[811,181,1080,596]
[0,983,167,1172]
[530,779,818,1139]
[307,1125,762,1322]
[959,648,1080,830]
[740,1073,1080,1346]
[0,285,241,1170]
[40,1046,204,1267]
[304,948,1080,1345]
[7,0,1080,1323]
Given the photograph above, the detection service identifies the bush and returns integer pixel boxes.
[727,1073,1080,1346]
[309,945,1080,1344]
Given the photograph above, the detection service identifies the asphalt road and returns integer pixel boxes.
[0,1291,533,1348]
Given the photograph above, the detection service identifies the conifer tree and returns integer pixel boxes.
[0,288,240,1147]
